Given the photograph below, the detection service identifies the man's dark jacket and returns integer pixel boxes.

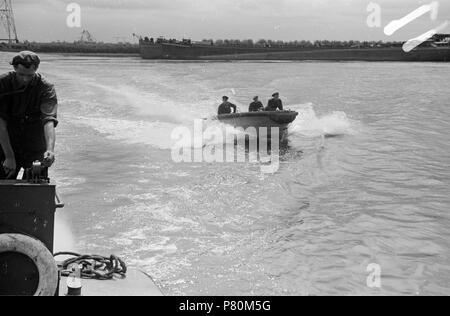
[218,101,237,115]
[0,72,58,166]
[249,101,264,112]
[266,98,283,111]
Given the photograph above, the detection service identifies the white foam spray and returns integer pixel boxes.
[289,103,357,138]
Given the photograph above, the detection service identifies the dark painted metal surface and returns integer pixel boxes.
[0,180,57,295]
[0,180,56,252]
[140,41,450,61]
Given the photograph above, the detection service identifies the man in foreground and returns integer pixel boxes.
[0,51,58,179]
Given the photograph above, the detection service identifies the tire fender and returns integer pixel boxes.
[0,234,58,296]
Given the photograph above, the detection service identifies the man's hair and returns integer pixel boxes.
[11,51,41,69]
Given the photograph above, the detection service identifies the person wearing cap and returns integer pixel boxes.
[266,92,284,112]
[218,96,237,115]
[249,96,264,112]
[0,51,58,179]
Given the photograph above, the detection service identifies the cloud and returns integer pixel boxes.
[13,0,450,17]
[9,0,450,42]
[12,0,368,15]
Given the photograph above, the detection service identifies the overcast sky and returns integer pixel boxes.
[3,0,450,42]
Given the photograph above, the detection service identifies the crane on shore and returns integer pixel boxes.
[0,0,19,44]
[79,30,95,43]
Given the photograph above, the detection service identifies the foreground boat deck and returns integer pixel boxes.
[59,269,163,296]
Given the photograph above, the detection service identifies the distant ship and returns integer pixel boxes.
[139,34,450,62]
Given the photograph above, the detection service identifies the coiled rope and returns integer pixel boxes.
[54,252,127,281]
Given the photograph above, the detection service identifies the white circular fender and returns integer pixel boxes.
[0,234,58,296]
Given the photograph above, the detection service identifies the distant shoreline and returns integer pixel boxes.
[0,49,141,58]
[0,42,140,57]
[48,52,140,58]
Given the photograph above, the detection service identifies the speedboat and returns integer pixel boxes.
[217,110,299,132]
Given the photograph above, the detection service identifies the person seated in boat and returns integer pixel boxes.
[249,96,264,112]
[218,96,237,115]
[266,92,284,112]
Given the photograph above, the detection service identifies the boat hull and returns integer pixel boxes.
[217,111,299,133]
[140,42,450,61]
[159,43,298,59]
[140,43,164,59]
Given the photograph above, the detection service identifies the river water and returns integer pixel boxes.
[1,53,450,295]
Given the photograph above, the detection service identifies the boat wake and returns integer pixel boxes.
[63,74,357,151]
[289,103,357,138]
